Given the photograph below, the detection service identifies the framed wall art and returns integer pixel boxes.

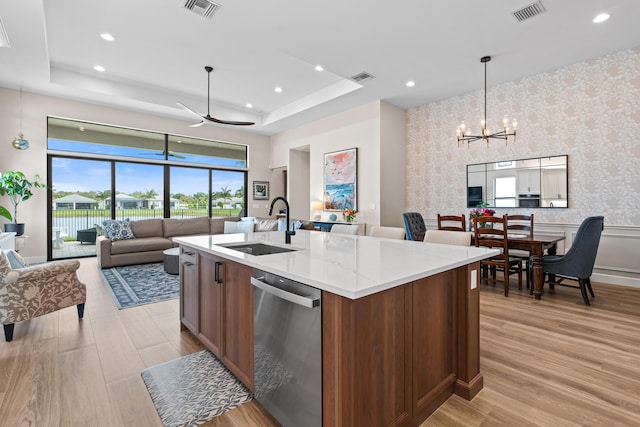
[323,148,357,211]
[252,181,269,200]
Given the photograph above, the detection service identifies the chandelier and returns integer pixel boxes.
[457,56,517,147]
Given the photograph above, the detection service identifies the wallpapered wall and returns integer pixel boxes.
[407,47,640,227]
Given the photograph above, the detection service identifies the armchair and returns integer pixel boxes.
[543,216,604,305]
[0,251,86,342]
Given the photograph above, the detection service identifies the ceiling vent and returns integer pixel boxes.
[183,0,221,19]
[512,1,546,22]
[351,71,376,83]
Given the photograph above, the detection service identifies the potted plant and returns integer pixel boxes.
[0,170,47,236]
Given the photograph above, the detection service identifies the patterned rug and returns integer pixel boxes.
[100,262,180,309]
[141,350,254,427]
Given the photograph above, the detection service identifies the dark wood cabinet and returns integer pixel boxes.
[198,252,223,356]
[180,248,253,390]
[221,260,253,389]
[322,263,481,426]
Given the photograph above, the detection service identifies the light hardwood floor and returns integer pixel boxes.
[1,258,639,426]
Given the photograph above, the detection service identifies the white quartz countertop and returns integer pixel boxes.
[173,230,499,300]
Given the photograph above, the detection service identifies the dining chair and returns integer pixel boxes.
[437,214,467,232]
[424,230,471,246]
[330,224,360,235]
[507,214,534,287]
[543,216,604,305]
[369,226,406,240]
[474,215,523,296]
[402,212,426,241]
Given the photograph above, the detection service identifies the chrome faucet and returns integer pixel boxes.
[268,196,296,244]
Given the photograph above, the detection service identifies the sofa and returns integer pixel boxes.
[97,216,314,268]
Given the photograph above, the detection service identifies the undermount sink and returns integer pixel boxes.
[218,242,297,256]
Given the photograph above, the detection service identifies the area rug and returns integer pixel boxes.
[100,262,179,309]
[141,349,253,427]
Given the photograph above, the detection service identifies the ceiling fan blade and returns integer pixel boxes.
[176,101,203,118]
[178,67,255,127]
[204,115,255,126]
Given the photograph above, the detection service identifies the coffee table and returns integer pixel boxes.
[163,247,180,275]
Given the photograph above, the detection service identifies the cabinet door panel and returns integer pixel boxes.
[222,261,254,389]
[199,253,223,356]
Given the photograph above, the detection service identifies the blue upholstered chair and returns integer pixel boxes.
[543,216,604,305]
[402,212,426,241]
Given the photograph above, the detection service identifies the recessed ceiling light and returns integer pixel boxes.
[406,80,416,87]
[315,65,324,72]
[274,86,283,93]
[94,65,105,72]
[78,126,85,132]
[246,103,253,109]
[100,33,115,41]
[592,13,610,23]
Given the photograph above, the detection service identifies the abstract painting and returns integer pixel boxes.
[324,148,357,211]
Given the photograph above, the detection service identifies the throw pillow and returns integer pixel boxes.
[94,223,106,237]
[102,219,135,241]
[224,221,255,234]
[277,219,303,231]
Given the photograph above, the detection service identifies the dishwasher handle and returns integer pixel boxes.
[251,276,320,308]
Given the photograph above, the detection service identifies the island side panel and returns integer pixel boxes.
[411,269,457,422]
[454,261,483,400]
[322,286,412,427]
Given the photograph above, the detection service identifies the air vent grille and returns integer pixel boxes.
[512,1,546,22]
[351,72,376,83]
[184,0,221,19]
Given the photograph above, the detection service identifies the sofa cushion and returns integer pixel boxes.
[210,217,239,234]
[163,217,211,238]
[103,219,135,241]
[110,237,173,255]
[131,218,163,238]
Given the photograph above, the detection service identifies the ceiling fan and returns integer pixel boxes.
[177,66,255,127]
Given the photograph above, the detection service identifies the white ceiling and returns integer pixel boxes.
[1,0,639,135]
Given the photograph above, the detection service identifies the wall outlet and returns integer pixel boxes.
[470,269,477,289]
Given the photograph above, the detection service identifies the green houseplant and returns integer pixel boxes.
[0,170,47,236]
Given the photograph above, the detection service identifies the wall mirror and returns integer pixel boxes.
[467,155,568,209]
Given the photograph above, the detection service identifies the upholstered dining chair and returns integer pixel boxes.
[0,251,87,342]
[402,212,427,241]
[543,216,604,305]
[507,214,534,287]
[474,215,523,296]
[424,230,472,246]
[330,224,360,235]
[437,214,467,232]
[369,226,406,240]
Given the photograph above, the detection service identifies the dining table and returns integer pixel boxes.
[506,233,566,300]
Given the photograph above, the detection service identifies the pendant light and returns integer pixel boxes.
[456,56,517,147]
[12,89,29,150]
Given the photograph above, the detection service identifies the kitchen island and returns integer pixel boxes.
[174,230,498,427]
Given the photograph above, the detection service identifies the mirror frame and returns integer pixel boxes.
[466,155,568,209]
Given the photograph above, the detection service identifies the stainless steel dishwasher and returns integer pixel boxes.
[252,269,322,427]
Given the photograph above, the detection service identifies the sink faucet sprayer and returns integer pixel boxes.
[268,196,295,244]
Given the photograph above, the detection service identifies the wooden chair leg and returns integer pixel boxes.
[586,278,595,298]
[3,323,14,342]
[517,262,523,291]
[77,303,85,319]
[578,278,590,306]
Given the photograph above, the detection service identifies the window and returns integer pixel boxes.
[47,117,248,260]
